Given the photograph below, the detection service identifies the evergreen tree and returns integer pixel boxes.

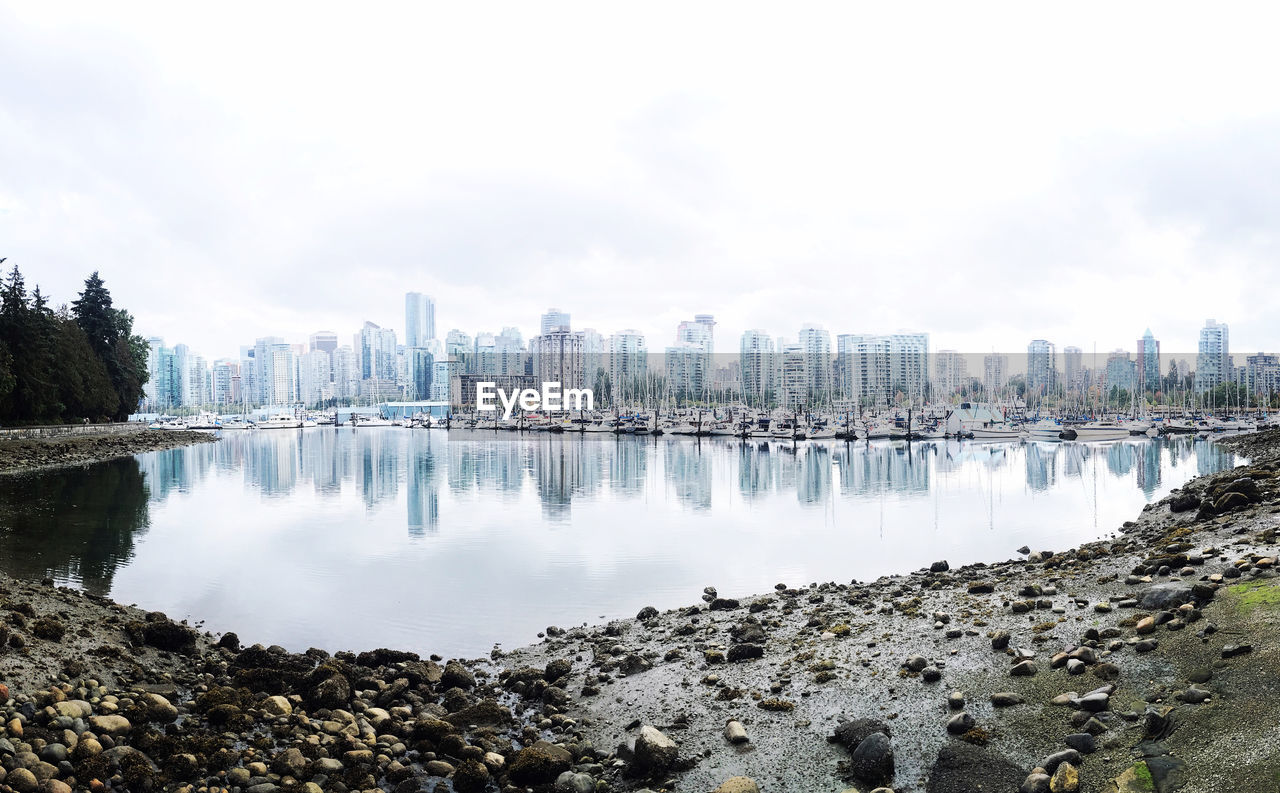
[0,263,59,422]
[71,272,149,420]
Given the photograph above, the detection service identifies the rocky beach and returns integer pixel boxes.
[1,431,1279,793]
[0,431,218,477]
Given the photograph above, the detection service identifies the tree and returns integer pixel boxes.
[0,264,60,422]
[71,272,149,420]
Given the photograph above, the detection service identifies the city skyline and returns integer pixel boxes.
[6,5,1280,360]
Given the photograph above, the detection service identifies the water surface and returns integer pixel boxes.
[0,430,1237,657]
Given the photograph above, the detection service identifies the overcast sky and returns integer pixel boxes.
[3,2,1279,360]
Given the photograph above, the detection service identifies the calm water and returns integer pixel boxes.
[0,430,1238,658]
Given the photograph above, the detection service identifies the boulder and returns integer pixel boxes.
[633,725,679,774]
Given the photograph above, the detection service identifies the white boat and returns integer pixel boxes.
[352,416,392,428]
[969,423,1022,441]
[1073,421,1129,441]
[158,420,189,431]
[1027,419,1068,441]
[220,418,254,430]
[258,413,302,429]
[807,424,836,439]
[187,411,221,430]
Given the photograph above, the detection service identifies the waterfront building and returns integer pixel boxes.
[665,341,706,401]
[888,332,929,400]
[740,330,775,407]
[1027,339,1056,395]
[531,327,586,391]
[1195,319,1230,392]
[1063,346,1084,393]
[212,360,240,406]
[451,373,537,411]
[778,341,808,409]
[405,292,436,347]
[798,324,832,400]
[983,353,1008,396]
[358,321,398,381]
[1136,329,1160,393]
[298,350,332,406]
[933,349,967,397]
[1247,353,1280,399]
[1104,350,1136,394]
[610,330,647,405]
[837,334,891,406]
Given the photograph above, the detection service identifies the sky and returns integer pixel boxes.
[3,1,1280,360]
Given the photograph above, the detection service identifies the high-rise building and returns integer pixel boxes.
[331,346,357,400]
[405,292,436,347]
[676,315,716,354]
[531,327,585,391]
[212,360,240,406]
[309,331,338,354]
[739,330,774,406]
[983,354,1008,397]
[933,350,967,397]
[778,341,807,408]
[359,321,397,382]
[1063,346,1084,392]
[610,330,647,405]
[665,341,706,401]
[297,350,332,406]
[541,308,571,335]
[1136,329,1160,393]
[408,348,434,401]
[144,336,164,407]
[1027,339,1056,394]
[887,332,929,400]
[798,324,831,399]
[837,334,891,406]
[1195,319,1230,392]
[1105,350,1136,393]
[1247,353,1280,398]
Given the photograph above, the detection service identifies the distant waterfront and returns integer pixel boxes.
[0,430,1237,657]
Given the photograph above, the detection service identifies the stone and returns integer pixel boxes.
[849,732,894,786]
[7,768,38,793]
[1135,616,1156,635]
[714,777,760,793]
[88,715,131,735]
[991,692,1024,707]
[555,771,594,793]
[1011,660,1037,676]
[1180,687,1211,704]
[905,654,929,672]
[636,606,659,621]
[948,691,966,710]
[1063,733,1095,753]
[991,630,1011,650]
[1140,583,1195,610]
[425,759,456,776]
[922,666,942,682]
[1066,659,1085,675]
[272,747,307,776]
[831,718,891,752]
[1021,772,1051,793]
[43,780,72,793]
[262,695,292,716]
[931,560,950,572]
[633,725,679,774]
[509,741,573,785]
[1049,761,1079,792]
[728,644,764,662]
[1041,750,1082,775]
[724,720,749,744]
[441,660,476,689]
[1222,643,1253,658]
[946,712,975,735]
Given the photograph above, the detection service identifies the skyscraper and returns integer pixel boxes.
[983,354,1008,397]
[1195,319,1230,392]
[309,331,338,354]
[739,330,774,406]
[610,330,647,405]
[1027,339,1056,394]
[1063,346,1084,392]
[359,322,397,381]
[1136,329,1160,393]
[532,327,585,390]
[933,350,967,397]
[798,324,832,399]
[405,293,435,347]
[541,308,571,334]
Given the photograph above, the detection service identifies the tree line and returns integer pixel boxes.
[0,262,150,424]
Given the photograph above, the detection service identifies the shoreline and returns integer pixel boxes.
[0,430,219,477]
[0,432,1276,792]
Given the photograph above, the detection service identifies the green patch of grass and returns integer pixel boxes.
[1227,579,1280,613]
[1132,761,1156,791]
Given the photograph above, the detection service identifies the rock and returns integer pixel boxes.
[1135,616,1156,635]
[1140,583,1195,610]
[724,720,749,744]
[1041,749,1082,774]
[1064,733,1096,753]
[931,560,950,572]
[968,582,995,594]
[922,666,942,682]
[1021,772,1051,793]
[636,606,659,621]
[509,741,573,785]
[905,654,929,672]
[1180,687,1211,704]
[946,712,975,735]
[1168,492,1199,513]
[7,768,38,793]
[555,771,594,793]
[140,693,178,722]
[262,695,292,716]
[633,725,679,774]
[926,743,1026,793]
[990,692,1024,707]
[272,747,307,776]
[714,777,760,793]
[991,630,1011,650]
[709,598,741,610]
[1066,659,1085,675]
[728,644,764,662]
[425,759,456,776]
[88,715,131,735]
[441,660,476,689]
[1222,643,1253,658]
[1011,660,1037,677]
[849,732,895,785]
[948,691,966,710]
[43,780,72,793]
[546,658,573,680]
[1049,761,1079,792]
[831,718,891,751]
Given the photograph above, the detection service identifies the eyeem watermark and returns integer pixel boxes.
[477,382,594,420]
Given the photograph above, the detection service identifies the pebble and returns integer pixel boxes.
[724,720,749,744]
[714,777,760,793]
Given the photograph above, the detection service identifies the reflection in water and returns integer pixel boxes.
[0,431,1239,657]
[0,459,151,595]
